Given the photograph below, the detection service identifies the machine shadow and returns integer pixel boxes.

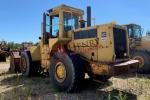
[79,79,137,100]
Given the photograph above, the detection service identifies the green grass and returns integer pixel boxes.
[115,91,127,100]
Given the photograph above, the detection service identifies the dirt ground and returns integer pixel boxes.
[0,63,150,100]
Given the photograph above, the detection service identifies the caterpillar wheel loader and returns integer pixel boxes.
[11,5,139,92]
[124,24,150,73]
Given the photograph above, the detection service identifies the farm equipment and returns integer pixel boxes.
[9,50,21,72]
[11,5,139,92]
[0,41,9,62]
[124,24,150,73]
[9,42,33,72]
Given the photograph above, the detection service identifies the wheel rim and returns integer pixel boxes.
[21,57,27,73]
[133,56,144,68]
[55,62,66,83]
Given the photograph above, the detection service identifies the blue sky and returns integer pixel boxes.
[0,0,150,43]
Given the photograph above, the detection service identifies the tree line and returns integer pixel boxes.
[0,41,33,51]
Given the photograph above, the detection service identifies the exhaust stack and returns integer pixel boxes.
[87,6,91,27]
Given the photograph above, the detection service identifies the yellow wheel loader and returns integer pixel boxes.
[124,24,150,73]
[11,5,138,92]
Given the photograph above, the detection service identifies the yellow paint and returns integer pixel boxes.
[29,45,40,61]
[91,63,110,75]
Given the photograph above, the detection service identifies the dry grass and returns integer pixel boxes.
[0,63,150,100]
[110,74,150,100]
[0,73,138,100]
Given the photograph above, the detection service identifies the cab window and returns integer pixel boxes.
[63,12,79,32]
[51,15,59,38]
[46,15,50,34]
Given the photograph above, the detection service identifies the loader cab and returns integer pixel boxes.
[42,5,84,44]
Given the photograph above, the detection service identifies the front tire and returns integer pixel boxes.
[49,52,85,92]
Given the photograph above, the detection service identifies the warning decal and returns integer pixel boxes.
[101,32,107,41]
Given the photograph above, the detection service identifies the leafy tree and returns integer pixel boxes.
[7,42,22,50]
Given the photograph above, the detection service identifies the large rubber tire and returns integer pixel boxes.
[131,50,150,74]
[21,51,39,77]
[49,52,85,92]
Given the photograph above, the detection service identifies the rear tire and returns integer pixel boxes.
[49,52,85,92]
[131,50,150,74]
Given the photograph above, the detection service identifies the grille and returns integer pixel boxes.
[113,28,127,59]
[74,29,97,39]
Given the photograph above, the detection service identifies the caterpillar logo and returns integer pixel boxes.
[74,39,98,47]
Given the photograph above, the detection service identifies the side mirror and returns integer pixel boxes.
[39,37,41,40]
